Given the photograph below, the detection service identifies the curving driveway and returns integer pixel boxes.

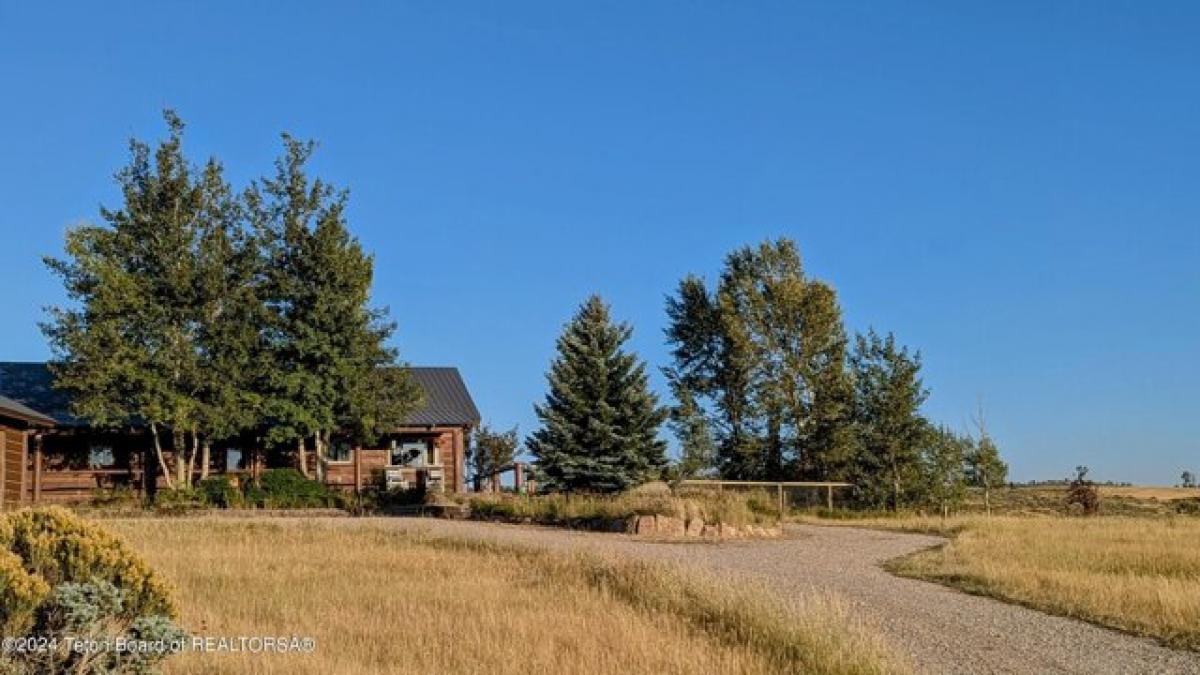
[380,518,1200,674]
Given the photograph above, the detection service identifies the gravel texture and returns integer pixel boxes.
[379,518,1200,674]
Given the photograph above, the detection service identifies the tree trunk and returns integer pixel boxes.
[297,437,309,478]
[314,430,327,483]
[174,430,187,488]
[150,423,174,490]
[889,452,901,512]
[200,440,211,481]
[186,429,199,487]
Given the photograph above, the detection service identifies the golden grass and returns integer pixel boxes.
[1101,486,1200,502]
[809,514,1200,649]
[105,518,904,675]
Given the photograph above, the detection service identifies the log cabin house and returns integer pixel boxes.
[0,362,480,505]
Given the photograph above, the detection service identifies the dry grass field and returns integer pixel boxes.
[105,518,904,675]
[1101,486,1200,501]
[815,515,1200,649]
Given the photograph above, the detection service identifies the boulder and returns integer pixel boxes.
[634,514,657,535]
[628,481,673,497]
[656,515,686,537]
[685,517,705,537]
[701,524,719,539]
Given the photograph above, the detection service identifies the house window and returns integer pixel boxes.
[329,440,353,463]
[88,444,115,469]
[389,438,430,466]
[226,448,243,473]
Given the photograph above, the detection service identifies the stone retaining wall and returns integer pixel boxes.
[629,514,781,539]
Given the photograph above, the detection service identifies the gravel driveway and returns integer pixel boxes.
[379,518,1200,674]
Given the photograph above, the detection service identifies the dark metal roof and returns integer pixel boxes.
[0,362,74,426]
[0,362,479,429]
[404,367,481,427]
[0,393,57,427]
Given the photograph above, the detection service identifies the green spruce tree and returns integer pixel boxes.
[528,295,667,492]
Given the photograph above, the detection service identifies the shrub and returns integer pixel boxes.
[91,486,142,509]
[250,469,333,508]
[1065,466,1101,516]
[198,475,243,509]
[152,488,207,514]
[1174,498,1200,516]
[0,507,182,674]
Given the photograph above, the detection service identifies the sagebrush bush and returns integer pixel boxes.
[0,507,182,674]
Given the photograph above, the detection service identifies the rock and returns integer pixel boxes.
[635,514,657,535]
[628,481,673,497]
[719,524,739,539]
[685,517,705,537]
[656,515,686,537]
[701,524,719,538]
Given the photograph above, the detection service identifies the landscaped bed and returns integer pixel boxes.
[465,488,784,538]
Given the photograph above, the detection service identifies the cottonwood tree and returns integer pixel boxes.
[964,403,1008,515]
[468,424,520,491]
[664,239,852,481]
[528,295,667,492]
[849,329,929,510]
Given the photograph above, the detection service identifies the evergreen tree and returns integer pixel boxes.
[965,404,1008,516]
[849,329,929,510]
[528,295,667,492]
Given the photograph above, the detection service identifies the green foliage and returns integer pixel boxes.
[848,329,929,510]
[251,469,335,508]
[248,136,420,456]
[16,580,187,675]
[921,426,970,517]
[664,239,852,481]
[150,489,208,514]
[197,476,243,508]
[528,295,668,493]
[468,424,521,490]
[0,508,180,674]
[665,385,716,485]
[964,415,1008,515]
[42,111,418,488]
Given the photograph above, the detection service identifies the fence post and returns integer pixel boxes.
[826,484,833,510]
[777,483,784,519]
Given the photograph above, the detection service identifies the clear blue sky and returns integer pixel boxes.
[2,2,1197,484]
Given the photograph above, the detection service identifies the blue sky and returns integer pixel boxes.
[1,2,1197,484]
